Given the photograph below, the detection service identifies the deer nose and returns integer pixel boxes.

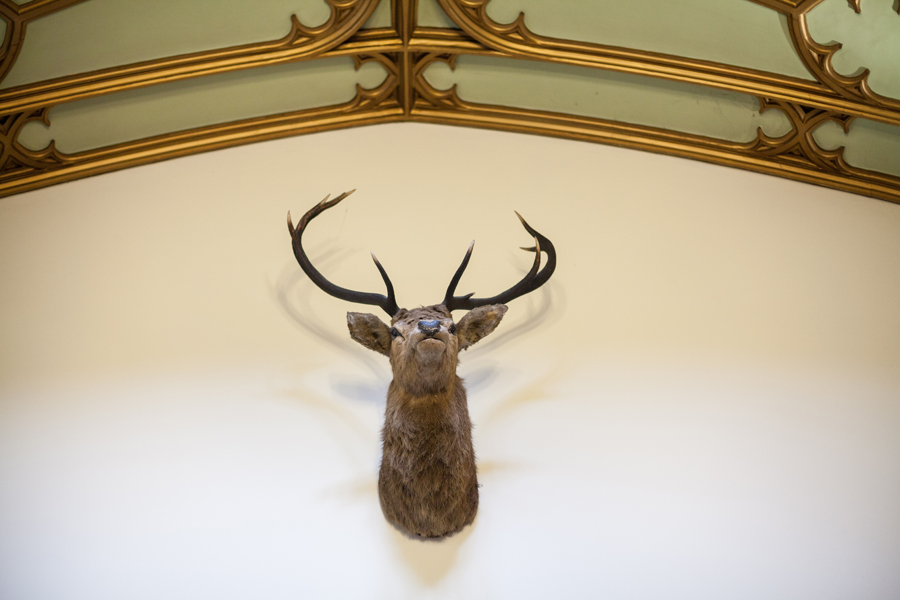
[418,320,441,337]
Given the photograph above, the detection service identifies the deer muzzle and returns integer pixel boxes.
[418,320,441,337]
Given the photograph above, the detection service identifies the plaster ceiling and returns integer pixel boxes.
[0,0,898,201]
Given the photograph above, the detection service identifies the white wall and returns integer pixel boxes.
[1,123,898,599]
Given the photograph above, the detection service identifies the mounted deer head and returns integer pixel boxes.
[287,190,556,540]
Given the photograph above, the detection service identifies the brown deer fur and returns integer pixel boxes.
[289,192,555,540]
[347,303,507,540]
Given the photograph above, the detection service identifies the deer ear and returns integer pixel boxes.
[456,304,508,350]
[347,312,391,356]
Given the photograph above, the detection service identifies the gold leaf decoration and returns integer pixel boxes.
[750,0,900,110]
[0,0,899,205]
[0,0,382,114]
[0,0,90,84]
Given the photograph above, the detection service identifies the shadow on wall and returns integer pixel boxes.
[270,248,562,582]
[460,261,565,362]
[271,248,388,385]
[271,246,565,383]
[390,522,475,586]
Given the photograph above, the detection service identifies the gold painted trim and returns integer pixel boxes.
[406,53,900,204]
[0,0,899,206]
[0,0,90,84]
[413,107,900,202]
[748,0,900,112]
[5,0,897,127]
[0,0,381,114]
[435,0,900,128]
[0,65,404,197]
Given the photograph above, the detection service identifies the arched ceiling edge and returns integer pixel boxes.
[0,0,897,203]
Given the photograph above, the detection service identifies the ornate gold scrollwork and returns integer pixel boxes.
[437,0,900,128]
[0,0,382,115]
[1,0,899,205]
[350,52,402,110]
[407,52,900,203]
[410,52,462,110]
[0,0,90,85]
[0,107,65,183]
[745,97,855,172]
[0,48,403,197]
[749,0,900,110]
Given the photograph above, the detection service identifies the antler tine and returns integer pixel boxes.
[370,252,397,308]
[441,240,476,309]
[441,212,556,312]
[288,190,400,317]
[513,211,556,289]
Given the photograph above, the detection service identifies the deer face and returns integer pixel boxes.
[287,190,553,386]
[347,304,508,395]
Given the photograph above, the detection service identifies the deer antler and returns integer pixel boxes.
[441,211,556,311]
[287,190,400,317]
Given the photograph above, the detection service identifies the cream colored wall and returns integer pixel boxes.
[1,124,899,599]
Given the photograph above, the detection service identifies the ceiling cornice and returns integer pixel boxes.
[0,0,898,203]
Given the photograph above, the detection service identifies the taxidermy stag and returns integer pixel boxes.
[287,190,556,540]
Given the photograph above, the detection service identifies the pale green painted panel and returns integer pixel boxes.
[425,55,791,143]
[360,0,459,29]
[361,0,391,28]
[807,0,900,100]
[418,0,458,28]
[18,57,386,154]
[482,0,813,80]
[3,0,332,88]
[814,118,900,178]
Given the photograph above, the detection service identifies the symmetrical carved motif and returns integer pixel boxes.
[749,0,900,110]
[410,52,461,110]
[408,56,900,201]
[745,98,855,173]
[436,0,900,128]
[0,107,65,182]
[0,0,898,204]
[0,0,382,114]
[0,56,405,196]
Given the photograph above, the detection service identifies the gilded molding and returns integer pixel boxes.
[749,0,900,109]
[436,0,900,128]
[0,0,90,84]
[0,59,403,197]
[744,98,854,173]
[406,53,900,203]
[0,107,64,177]
[0,0,381,115]
[1,0,899,205]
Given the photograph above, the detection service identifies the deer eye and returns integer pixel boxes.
[448,324,456,335]
[390,327,401,339]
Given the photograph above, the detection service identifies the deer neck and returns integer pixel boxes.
[385,375,469,431]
